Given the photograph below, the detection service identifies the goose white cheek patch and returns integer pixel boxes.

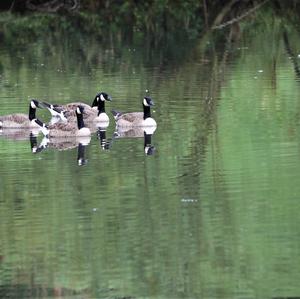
[143,98,149,106]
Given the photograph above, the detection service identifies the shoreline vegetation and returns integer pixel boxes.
[0,0,299,44]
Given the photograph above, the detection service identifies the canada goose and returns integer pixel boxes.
[34,136,90,166]
[35,106,91,138]
[112,96,156,127]
[67,93,112,126]
[114,126,156,137]
[77,143,89,166]
[42,92,112,121]
[0,128,41,141]
[113,126,156,155]
[35,135,91,152]
[0,99,42,129]
[30,134,38,153]
[96,128,112,150]
[143,132,156,155]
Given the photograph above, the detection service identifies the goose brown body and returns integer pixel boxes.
[0,100,41,128]
[36,135,91,151]
[46,122,90,138]
[0,114,34,128]
[35,105,91,138]
[112,97,156,127]
[43,92,111,123]
[56,102,96,119]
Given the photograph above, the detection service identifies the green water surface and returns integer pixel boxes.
[0,13,300,299]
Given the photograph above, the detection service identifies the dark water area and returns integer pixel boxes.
[0,11,300,299]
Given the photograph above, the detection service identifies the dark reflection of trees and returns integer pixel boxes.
[177,24,242,202]
[283,31,300,79]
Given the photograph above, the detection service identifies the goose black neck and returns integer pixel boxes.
[91,96,98,107]
[76,112,85,130]
[28,104,36,121]
[143,105,151,120]
[97,129,107,149]
[98,101,105,115]
[77,143,87,165]
[29,134,37,150]
[77,143,85,159]
[97,129,106,140]
[144,132,152,147]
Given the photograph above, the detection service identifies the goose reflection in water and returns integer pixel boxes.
[32,136,91,166]
[97,127,113,150]
[0,126,42,141]
[113,126,156,155]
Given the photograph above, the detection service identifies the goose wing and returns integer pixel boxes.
[118,112,143,122]
[64,102,91,110]
[0,113,28,123]
[49,122,77,131]
[48,122,78,137]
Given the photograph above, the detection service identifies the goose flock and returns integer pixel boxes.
[0,92,157,162]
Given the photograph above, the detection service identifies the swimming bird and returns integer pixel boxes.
[42,92,112,122]
[66,92,112,126]
[96,128,113,150]
[113,126,156,155]
[35,106,91,138]
[34,135,91,166]
[112,96,156,127]
[0,99,42,129]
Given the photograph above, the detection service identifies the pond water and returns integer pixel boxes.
[1,16,300,299]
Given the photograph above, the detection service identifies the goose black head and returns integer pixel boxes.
[30,99,41,109]
[92,92,112,107]
[143,96,155,107]
[145,145,156,155]
[100,92,112,102]
[76,105,85,114]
